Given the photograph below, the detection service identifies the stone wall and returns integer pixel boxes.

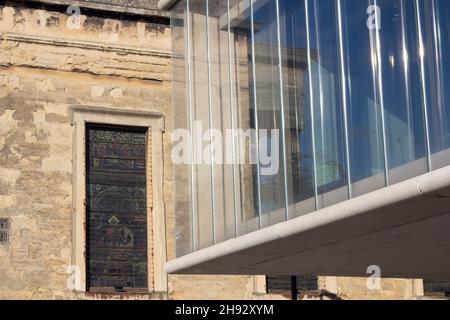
[0,1,171,299]
[23,0,161,10]
[16,0,166,17]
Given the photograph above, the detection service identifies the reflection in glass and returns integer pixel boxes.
[279,0,316,216]
[229,0,261,235]
[251,0,287,227]
[207,0,237,243]
[417,0,450,169]
[307,0,349,207]
[172,0,193,256]
[339,0,386,197]
[377,0,427,183]
[172,0,450,255]
[190,0,214,249]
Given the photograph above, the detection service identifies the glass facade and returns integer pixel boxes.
[171,0,450,257]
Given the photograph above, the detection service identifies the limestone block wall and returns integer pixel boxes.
[21,0,165,16]
[0,1,172,299]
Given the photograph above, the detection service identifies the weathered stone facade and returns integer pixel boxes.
[0,0,169,299]
[0,0,433,300]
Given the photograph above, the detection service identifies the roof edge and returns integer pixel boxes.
[13,0,169,18]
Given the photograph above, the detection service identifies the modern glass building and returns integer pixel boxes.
[160,0,450,278]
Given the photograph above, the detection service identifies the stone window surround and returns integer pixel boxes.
[70,105,167,294]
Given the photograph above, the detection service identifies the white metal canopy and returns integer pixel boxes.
[165,165,450,279]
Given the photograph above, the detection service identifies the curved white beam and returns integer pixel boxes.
[166,165,450,275]
[157,0,180,10]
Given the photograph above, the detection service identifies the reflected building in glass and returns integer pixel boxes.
[163,0,450,278]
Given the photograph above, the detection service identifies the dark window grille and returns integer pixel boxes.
[0,218,9,243]
[266,275,319,293]
[85,124,148,293]
[423,280,450,296]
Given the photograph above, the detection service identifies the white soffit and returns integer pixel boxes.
[166,165,450,280]
[157,0,180,10]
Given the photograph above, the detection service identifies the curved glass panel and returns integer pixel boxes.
[339,0,386,197]
[416,0,450,169]
[278,0,316,216]
[171,0,193,256]
[189,0,214,249]
[307,0,349,207]
[171,0,450,256]
[228,0,261,236]
[251,0,287,227]
[377,0,428,183]
[207,0,237,243]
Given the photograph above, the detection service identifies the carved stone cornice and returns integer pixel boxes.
[0,32,171,59]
